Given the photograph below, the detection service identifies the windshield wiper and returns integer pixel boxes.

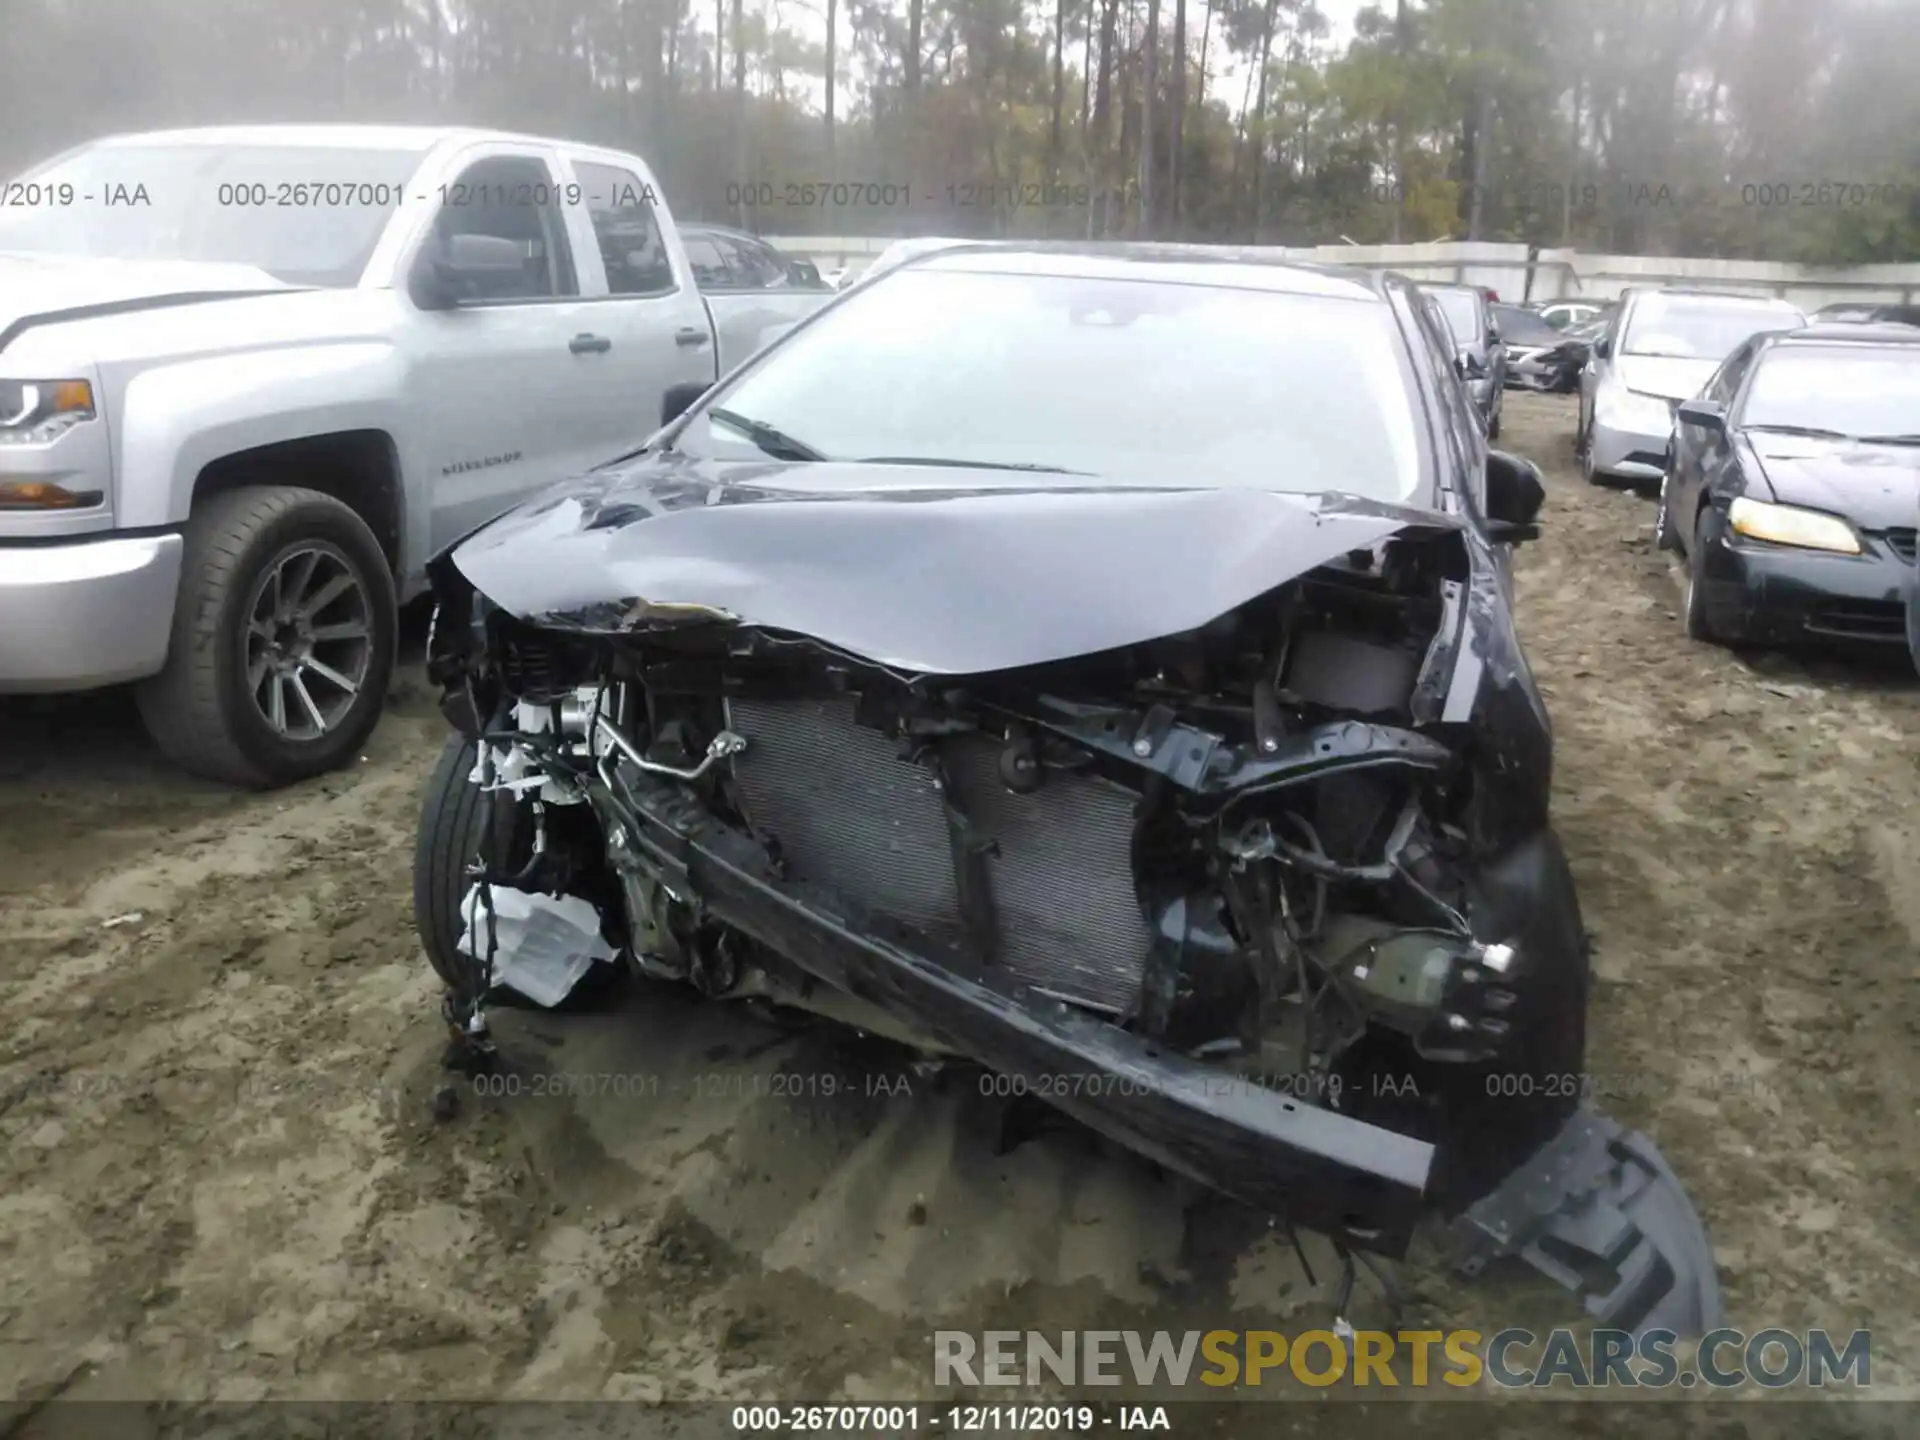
[1744,424,1851,440]
[709,408,826,462]
[855,455,1087,474]
[1856,433,1920,447]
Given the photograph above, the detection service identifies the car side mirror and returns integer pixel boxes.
[408,233,526,311]
[1676,398,1727,434]
[1486,449,1546,540]
[1593,336,1612,360]
[661,381,710,426]
[1453,354,1469,378]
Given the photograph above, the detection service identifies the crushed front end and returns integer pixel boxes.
[420,475,1722,1338]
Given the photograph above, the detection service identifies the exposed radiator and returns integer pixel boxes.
[726,696,1149,1014]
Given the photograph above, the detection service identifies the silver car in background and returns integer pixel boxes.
[1577,288,1806,485]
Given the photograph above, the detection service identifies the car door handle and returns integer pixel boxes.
[676,327,711,348]
[569,333,612,354]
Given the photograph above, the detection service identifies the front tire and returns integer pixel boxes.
[1654,470,1681,551]
[414,733,529,990]
[137,486,396,787]
[1684,508,1721,643]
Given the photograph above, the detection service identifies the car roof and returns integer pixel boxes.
[1627,285,1801,309]
[78,124,511,152]
[1767,322,1920,347]
[684,222,776,245]
[891,241,1392,302]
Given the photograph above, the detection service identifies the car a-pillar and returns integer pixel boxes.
[136,432,401,788]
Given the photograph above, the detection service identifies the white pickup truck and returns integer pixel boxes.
[0,125,835,786]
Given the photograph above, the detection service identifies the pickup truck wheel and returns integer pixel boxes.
[136,486,396,788]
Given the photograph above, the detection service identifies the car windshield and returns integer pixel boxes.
[1428,288,1481,345]
[1740,346,1920,438]
[1493,305,1560,345]
[672,265,1427,502]
[1622,295,1805,360]
[0,140,431,286]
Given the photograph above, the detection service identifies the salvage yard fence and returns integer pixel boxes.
[766,237,1920,311]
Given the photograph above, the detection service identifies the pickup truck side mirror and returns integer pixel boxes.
[1593,335,1612,360]
[408,233,527,311]
[1485,448,1546,541]
[1675,398,1727,435]
[661,381,711,426]
[1453,354,1469,378]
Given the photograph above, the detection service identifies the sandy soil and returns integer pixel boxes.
[4,393,1919,1436]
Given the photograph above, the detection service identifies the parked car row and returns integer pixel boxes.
[0,125,840,787]
[1535,281,1920,664]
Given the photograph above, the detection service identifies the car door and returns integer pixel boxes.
[701,232,836,371]
[1580,297,1628,440]
[392,142,638,555]
[552,148,719,458]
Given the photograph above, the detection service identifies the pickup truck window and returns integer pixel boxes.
[574,160,675,296]
[717,235,784,288]
[429,155,577,300]
[683,235,732,288]
[0,140,428,286]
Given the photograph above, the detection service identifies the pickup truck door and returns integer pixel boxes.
[393,141,639,554]
[696,233,838,373]
[551,148,717,450]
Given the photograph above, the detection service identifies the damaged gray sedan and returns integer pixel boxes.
[413,243,1720,1337]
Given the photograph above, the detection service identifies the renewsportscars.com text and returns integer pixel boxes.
[934,1328,1871,1390]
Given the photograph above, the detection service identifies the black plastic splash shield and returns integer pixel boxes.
[1451,1105,1724,1335]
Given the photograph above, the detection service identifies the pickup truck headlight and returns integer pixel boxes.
[1728,496,1861,555]
[0,379,96,445]
[1596,383,1672,434]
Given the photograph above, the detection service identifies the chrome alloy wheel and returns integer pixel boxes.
[241,541,374,741]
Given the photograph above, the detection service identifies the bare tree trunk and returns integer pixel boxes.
[1249,0,1278,241]
[1052,0,1066,176]
[1140,0,1158,236]
[907,0,923,91]
[1390,0,1408,241]
[1466,84,1492,240]
[1082,0,1094,139]
[1562,66,1582,243]
[733,0,747,227]
[714,0,723,89]
[825,0,837,160]
[1170,0,1185,227]
[1094,0,1117,233]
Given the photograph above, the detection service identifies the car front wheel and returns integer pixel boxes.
[1683,508,1722,643]
[136,485,396,788]
[1654,471,1681,551]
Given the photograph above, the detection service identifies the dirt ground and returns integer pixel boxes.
[4,392,1919,1437]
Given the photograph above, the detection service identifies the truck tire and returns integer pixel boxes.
[136,485,396,788]
[413,732,531,991]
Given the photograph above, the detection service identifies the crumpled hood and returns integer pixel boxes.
[1613,355,1720,401]
[1746,434,1920,530]
[0,251,297,351]
[449,451,1460,675]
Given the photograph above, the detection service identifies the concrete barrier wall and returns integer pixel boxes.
[767,236,1920,308]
